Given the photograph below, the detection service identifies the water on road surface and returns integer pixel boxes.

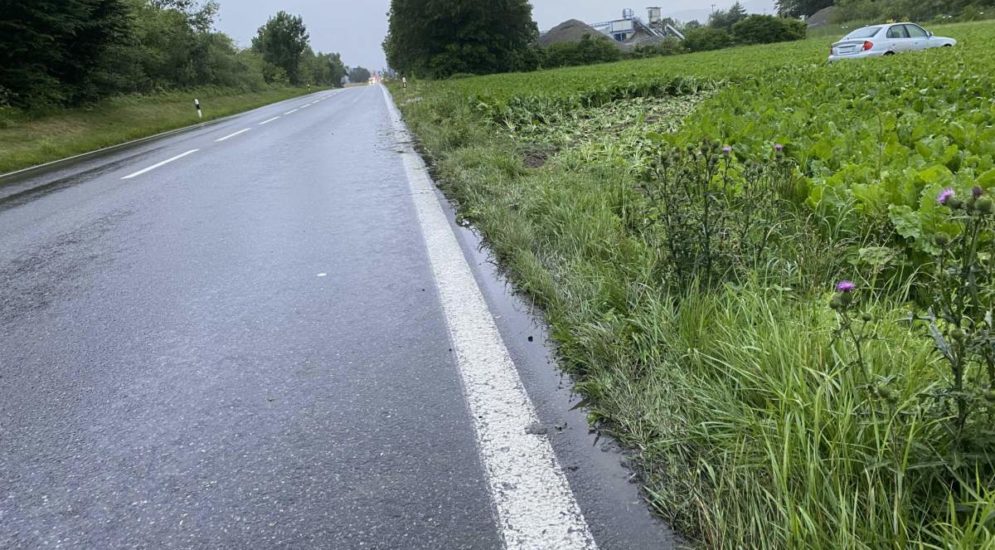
[0,87,675,549]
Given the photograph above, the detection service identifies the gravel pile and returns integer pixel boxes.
[806,6,837,27]
[539,19,619,48]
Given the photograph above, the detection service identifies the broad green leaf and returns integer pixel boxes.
[858,247,897,268]
[917,164,952,185]
[888,205,922,241]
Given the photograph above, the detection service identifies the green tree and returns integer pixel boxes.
[149,0,219,32]
[732,15,807,44]
[324,53,348,87]
[98,0,273,93]
[348,66,372,83]
[543,34,621,68]
[383,0,538,78]
[300,50,347,86]
[0,0,131,106]
[0,1,349,109]
[252,11,310,85]
[683,27,734,52]
[709,2,749,31]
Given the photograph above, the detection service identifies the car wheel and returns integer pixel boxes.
[884,51,896,56]
[943,44,953,47]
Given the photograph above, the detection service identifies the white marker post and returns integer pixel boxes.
[194,98,202,119]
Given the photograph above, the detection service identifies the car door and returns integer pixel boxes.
[904,24,930,50]
[885,24,911,51]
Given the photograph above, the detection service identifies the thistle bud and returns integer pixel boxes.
[977,196,993,214]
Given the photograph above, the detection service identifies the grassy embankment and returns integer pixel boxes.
[0,86,320,174]
[392,21,995,549]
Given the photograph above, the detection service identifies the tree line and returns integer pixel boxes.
[0,0,351,109]
[384,0,995,79]
[540,10,806,70]
[674,3,807,54]
[384,1,807,77]
[777,0,995,20]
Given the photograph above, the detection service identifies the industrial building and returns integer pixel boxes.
[591,7,685,45]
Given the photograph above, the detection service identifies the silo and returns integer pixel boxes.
[647,7,662,24]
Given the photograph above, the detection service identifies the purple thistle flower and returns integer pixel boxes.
[937,188,956,205]
[973,186,984,199]
[774,143,784,152]
[836,280,856,293]
[722,146,732,156]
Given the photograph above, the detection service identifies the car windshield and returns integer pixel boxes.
[843,26,882,39]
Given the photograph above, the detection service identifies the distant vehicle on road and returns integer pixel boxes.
[829,23,956,62]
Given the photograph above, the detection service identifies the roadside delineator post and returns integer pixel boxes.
[194,99,202,119]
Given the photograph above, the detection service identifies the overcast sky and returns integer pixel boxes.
[214,1,777,71]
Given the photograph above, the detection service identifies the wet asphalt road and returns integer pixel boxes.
[0,87,675,548]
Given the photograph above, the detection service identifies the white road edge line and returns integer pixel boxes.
[259,116,281,126]
[284,108,299,115]
[215,128,250,142]
[380,84,597,550]
[121,149,199,180]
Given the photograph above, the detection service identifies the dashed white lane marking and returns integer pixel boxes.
[299,104,311,109]
[215,128,250,142]
[317,273,327,278]
[284,108,299,115]
[381,85,597,549]
[122,149,199,180]
[259,116,281,126]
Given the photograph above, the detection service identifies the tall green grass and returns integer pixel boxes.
[390,41,995,544]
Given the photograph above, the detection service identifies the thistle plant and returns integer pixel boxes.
[639,140,790,295]
[830,280,880,387]
[915,185,995,447]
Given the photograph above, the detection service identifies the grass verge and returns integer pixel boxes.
[390,20,995,549]
[0,86,319,174]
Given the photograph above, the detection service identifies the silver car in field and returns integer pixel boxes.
[829,23,956,62]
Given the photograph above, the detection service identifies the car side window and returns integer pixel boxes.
[886,25,909,39]
[905,24,928,38]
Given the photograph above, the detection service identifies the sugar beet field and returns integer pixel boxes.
[393,20,995,548]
